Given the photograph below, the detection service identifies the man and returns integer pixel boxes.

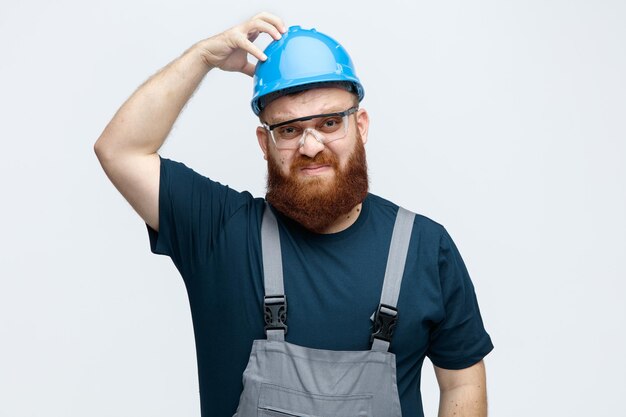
[94,12,493,417]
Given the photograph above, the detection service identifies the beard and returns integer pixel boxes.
[265,133,369,233]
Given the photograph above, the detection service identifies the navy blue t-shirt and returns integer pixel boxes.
[146,155,493,417]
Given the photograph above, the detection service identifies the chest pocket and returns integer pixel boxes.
[258,383,371,417]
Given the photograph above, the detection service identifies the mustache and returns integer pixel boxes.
[265,134,369,233]
[289,150,338,171]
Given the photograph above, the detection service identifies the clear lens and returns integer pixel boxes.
[271,114,350,150]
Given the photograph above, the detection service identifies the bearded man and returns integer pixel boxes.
[95,12,493,417]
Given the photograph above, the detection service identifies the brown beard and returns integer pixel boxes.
[266,134,369,233]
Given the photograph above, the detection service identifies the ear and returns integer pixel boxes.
[356,108,370,145]
[256,126,269,161]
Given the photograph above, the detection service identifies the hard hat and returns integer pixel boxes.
[251,25,365,116]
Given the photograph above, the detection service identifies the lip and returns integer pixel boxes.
[300,164,332,175]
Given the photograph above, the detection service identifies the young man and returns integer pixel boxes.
[95,12,493,417]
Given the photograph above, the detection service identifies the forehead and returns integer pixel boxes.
[262,87,355,124]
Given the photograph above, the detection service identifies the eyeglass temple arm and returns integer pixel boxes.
[265,106,359,131]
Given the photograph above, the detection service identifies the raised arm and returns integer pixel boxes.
[435,360,488,417]
[93,13,285,231]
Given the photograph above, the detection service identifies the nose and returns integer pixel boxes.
[298,128,325,158]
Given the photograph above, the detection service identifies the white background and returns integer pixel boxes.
[1,1,625,416]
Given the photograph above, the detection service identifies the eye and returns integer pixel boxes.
[319,116,343,132]
[276,125,302,139]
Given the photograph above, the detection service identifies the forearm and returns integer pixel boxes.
[438,384,487,417]
[94,43,212,158]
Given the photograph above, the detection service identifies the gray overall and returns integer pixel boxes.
[233,204,416,417]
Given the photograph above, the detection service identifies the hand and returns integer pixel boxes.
[194,12,286,77]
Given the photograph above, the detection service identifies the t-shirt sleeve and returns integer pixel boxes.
[146,155,252,277]
[426,228,494,370]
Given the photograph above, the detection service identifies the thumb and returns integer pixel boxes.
[242,61,256,77]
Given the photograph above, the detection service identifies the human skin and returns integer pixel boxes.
[436,360,488,417]
[94,12,286,232]
[93,11,488,416]
[255,87,370,234]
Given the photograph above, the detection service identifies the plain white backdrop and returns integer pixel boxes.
[1,1,625,416]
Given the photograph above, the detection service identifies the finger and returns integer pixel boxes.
[246,29,260,43]
[246,18,283,41]
[251,11,287,33]
[242,61,256,77]
[236,35,267,62]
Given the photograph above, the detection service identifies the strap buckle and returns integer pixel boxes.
[370,303,398,345]
[264,295,288,334]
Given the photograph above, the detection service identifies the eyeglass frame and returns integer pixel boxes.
[261,106,359,150]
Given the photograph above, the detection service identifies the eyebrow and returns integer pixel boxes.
[265,105,354,127]
[265,107,358,130]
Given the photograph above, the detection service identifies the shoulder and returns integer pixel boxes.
[159,155,254,201]
[159,156,220,186]
[367,193,446,241]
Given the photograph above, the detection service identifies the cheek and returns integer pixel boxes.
[338,155,351,171]
[271,151,292,174]
[329,142,355,169]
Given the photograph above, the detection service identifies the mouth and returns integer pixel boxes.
[299,164,332,176]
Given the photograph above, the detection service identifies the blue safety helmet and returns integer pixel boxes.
[251,25,365,116]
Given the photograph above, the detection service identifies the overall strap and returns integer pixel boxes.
[261,203,287,341]
[371,207,416,352]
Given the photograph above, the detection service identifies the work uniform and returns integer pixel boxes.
[233,204,414,416]
[147,156,494,417]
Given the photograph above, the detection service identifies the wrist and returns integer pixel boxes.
[185,42,216,73]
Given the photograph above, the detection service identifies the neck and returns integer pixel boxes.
[316,203,363,234]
